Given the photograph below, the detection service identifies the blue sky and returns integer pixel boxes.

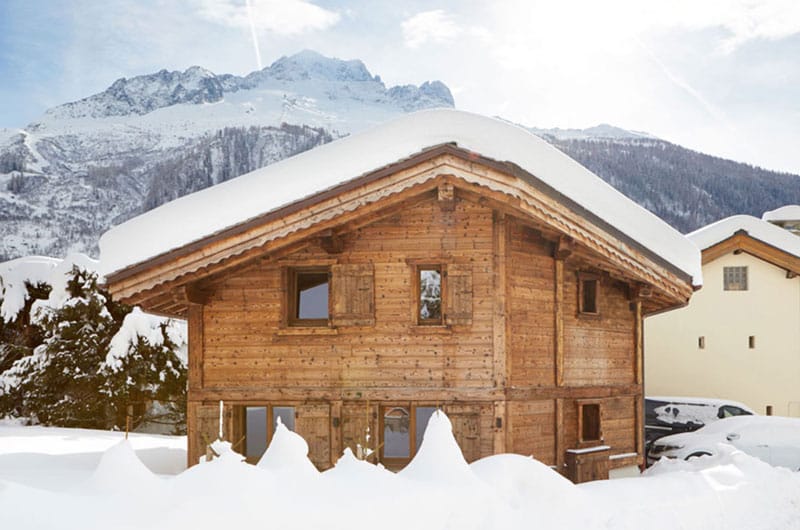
[1,0,799,173]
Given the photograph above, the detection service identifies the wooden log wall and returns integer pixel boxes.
[187,194,643,472]
[504,217,640,470]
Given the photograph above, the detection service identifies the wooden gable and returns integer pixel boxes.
[105,145,693,318]
[701,230,800,277]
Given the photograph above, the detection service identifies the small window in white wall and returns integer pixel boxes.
[698,336,705,349]
[749,336,756,349]
[723,266,748,291]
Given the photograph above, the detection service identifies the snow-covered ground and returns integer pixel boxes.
[0,413,798,530]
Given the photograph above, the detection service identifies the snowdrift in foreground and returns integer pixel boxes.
[0,413,799,530]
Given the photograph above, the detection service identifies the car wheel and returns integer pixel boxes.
[686,451,712,460]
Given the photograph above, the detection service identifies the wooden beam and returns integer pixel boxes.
[493,400,507,454]
[635,394,644,467]
[554,235,574,260]
[554,258,565,387]
[187,303,204,392]
[185,283,214,305]
[492,211,509,391]
[187,384,643,403]
[555,398,565,472]
[318,229,344,254]
[702,232,800,275]
[437,181,455,211]
[330,400,343,465]
[634,300,643,385]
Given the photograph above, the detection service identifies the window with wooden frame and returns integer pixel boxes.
[577,401,602,446]
[412,263,473,327]
[723,266,748,291]
[417,265,443,324]
[578,273,600,316]
[380,404,438,469]
[242,405,296,463]
[287,267,330,326]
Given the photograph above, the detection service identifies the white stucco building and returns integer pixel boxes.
[645,213,800,417]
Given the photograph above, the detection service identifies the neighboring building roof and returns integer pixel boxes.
[689,215,800,277]
[99,109,701,285]
[762,205,800,222]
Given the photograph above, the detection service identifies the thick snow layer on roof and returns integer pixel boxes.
[762,204,800,222]
[100,109,701,285]
[688,214,800,258]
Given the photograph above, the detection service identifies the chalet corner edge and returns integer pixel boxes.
[101,111,698,482]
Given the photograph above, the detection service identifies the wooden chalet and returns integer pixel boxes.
[101,110,699,481]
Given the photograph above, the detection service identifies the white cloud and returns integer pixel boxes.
[402,10,462,49]
[197,0,340,36]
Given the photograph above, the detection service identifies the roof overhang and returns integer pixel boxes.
[701,229,800,276]
[105,144,695,317]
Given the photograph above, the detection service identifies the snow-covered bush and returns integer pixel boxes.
[0,256,187,431]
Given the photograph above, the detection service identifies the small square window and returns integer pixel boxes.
[578,273,600,315]
[288,268,329,326]
[723,266,748,291]
[749,335,756,349]
[418,266,442,324]
[698,336,706,349]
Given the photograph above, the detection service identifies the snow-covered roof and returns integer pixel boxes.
[762,204,800,222]
[688,215,800,259]
[99,109,701,285]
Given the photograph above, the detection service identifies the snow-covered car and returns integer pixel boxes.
[647,415,800,470]
[645,396,754,448]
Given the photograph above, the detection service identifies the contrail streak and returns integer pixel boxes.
[245,0,263,70]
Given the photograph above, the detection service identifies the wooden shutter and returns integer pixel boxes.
[331,263,375,326]
[444,404,482,462]
[295,403,331,469]
[445,263,473,326]
[342,402,378,461]
[192,403,235,464]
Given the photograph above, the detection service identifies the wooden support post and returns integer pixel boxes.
[186,303,204,468]
[493,401,507,454]
[555,398,565,473]
[554,259,565,387]
[635,394,644,463]
[634,300,643,385]
[330,400,343,465]
[187,303,204,391]
[492,211,508,390]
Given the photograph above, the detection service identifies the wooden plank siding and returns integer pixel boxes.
[179,192,647,474]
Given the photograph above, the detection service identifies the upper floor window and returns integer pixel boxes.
[418,266,443,324]
[578,273,600,316]
[723,266,748,291]
[288,267,330,326]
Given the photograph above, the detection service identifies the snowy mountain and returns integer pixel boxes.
[0,51,454,260]
[1,49,799,262]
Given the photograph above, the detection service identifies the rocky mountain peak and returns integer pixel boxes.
[267,50,377,83]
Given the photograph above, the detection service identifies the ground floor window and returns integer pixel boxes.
[380,405,437,468]
[243,405,296,463]
[578,401,602,445]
